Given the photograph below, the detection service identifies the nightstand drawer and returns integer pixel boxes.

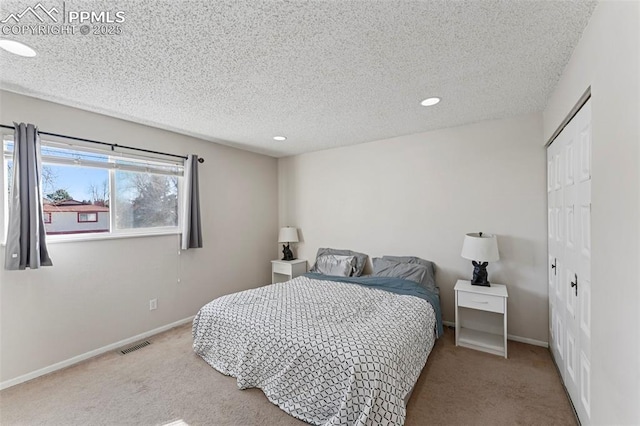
[458,291,504,314]
[272,262,291,275]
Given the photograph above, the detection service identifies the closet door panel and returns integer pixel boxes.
[547,99,591,424]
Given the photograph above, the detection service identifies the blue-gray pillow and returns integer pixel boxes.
[372,257,428,285]
[310,254,357,277]
[382,255,438,294]
[316,248,368,277]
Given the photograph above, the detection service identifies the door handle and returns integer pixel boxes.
[570,273,578,297]
[551,258,557,275]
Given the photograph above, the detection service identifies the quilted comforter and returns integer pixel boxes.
[192,274,439,426]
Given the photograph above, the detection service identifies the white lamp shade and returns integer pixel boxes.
[461,233,499,262]
[278,227,299,243]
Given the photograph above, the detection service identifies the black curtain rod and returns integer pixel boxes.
[0,124,204,163]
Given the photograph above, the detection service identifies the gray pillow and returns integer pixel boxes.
[310,254,357,277]
[316,248,368,277]
[372,257,428,285]
[382,255,438,294]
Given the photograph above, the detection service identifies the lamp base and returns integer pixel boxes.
[281,243,295,261]
[470,261,491,286]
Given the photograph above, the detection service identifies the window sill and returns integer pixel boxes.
[1,229,181,246]
[46,228,180,244]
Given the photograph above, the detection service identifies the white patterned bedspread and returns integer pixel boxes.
[192,275,436,426]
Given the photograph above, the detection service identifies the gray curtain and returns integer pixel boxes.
[180,154,202,249]
[4,122,53,270]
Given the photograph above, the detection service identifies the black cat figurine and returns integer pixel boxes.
[282,243,294,261]
[471,261,490,286]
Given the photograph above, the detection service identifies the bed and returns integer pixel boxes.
[193,255,443,426]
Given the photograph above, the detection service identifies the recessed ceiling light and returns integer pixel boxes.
[420,97,441,107]
[0,39,37,57]
[273,136,287,141]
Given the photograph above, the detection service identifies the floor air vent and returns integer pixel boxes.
[119,340,151,355]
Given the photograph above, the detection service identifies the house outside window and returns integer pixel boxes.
[43,212,51,224]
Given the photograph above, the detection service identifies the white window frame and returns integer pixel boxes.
[2,135,184,243]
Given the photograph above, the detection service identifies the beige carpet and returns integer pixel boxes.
[0,324,576,425]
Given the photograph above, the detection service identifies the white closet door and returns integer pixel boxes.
[547,133,565,380]
[575,100,592,421]
[563,107,580,408]
[547,99,591,424]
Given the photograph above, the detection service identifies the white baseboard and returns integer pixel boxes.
[506,334,549,348]
[0,316,194,391]
[442,320,549,348]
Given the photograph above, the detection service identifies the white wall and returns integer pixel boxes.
[0,91,279,384]
[543,2,640,424]
[279,112,547,343]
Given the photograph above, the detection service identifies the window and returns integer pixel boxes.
[2,138,183,240]
[77,212,98,223]
[115,170,179,230]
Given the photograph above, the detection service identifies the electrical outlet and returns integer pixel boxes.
[149,298,158,310]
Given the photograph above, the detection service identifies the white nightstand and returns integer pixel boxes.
[271,259,307,284]
[455,279,509,358]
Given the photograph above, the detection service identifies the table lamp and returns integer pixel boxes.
[278,227,299,261]
[461,232,499,286]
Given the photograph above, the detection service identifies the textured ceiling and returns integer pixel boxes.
[0,0,596,157]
